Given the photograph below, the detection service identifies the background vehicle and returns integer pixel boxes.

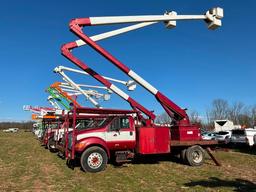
[214,120,241,132]
[3,128,19,133]
[215,131,232,143]
[231,129,256,146]
[202,132,216,140]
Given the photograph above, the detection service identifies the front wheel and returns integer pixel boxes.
[186,145,205,166]
[80,146,108,173]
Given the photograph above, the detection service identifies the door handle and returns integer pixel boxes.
[113,134,117,137]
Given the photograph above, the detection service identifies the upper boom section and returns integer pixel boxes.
[66,8,223,124]
[55,66,136,91]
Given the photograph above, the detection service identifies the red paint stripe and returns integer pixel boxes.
[69,18,91,28]
[67,20,158,121]
[61,41,155,120]
[70,25,130,73]
[155,91,187,120]
[61,44,112,88]
[127,97,155,120]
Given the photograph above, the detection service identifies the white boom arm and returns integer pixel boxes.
[23,105,55,116]
[47,96,61,109]
[54,67,111,107]
[60,82,111,93]
[87,8,222,27]
[74,8,223,48]
[54,66,136,91]
[59,83,110,101]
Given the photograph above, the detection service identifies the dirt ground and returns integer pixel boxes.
[0,131,256,192]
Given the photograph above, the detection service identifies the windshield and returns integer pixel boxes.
[216,131,229,135]
[232,129,245,135]
[75,117,111,130]
[202,133,213,136]
[44,123,58,129]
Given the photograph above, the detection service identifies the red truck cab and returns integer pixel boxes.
[63,106,169,172]
[73,115,136,154]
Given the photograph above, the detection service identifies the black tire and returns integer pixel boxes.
[180,149,187,164]
[186,145,205,166]
[80,146,108,173]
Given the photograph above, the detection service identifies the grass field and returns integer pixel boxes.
[0,131,256,192]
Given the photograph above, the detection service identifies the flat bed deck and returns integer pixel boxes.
[171,140,218,147]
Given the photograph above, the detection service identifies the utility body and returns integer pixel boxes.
[63,106,217,172]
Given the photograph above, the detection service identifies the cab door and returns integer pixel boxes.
[106,116,136,150]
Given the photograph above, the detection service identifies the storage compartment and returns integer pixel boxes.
[136,126,170,154]
[171,125,201,141]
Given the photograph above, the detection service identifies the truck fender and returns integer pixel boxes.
[76,137,110,158]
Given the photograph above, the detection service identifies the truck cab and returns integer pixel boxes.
[65,112,173,172]
[62,108,138,172]
[73,115,136,153]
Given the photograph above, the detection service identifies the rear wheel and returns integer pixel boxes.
[80,146,107,173]
[186,145,205,166]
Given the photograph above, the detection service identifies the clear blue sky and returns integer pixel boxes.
[0,0,255,121]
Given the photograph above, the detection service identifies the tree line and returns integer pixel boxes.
[156,99,256,130]
[1,99,256,131]
[0,121,34,130]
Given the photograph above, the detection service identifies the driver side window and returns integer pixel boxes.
[110,117,130,131]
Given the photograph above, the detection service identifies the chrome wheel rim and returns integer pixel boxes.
[87,152,103,169]
[192,150,202,163]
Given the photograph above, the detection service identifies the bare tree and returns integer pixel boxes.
[251,105,256,127]
[156,99,256,129]
[238,113,251,128]
[189,110,201,124]
[155,112,172,124]
[228,102,244,124]
[209,99,229,121]
[0,121,34,130]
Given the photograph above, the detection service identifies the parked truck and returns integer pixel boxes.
[230,128,256,146]
[62,106,218,172]
[58,8,224,172]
